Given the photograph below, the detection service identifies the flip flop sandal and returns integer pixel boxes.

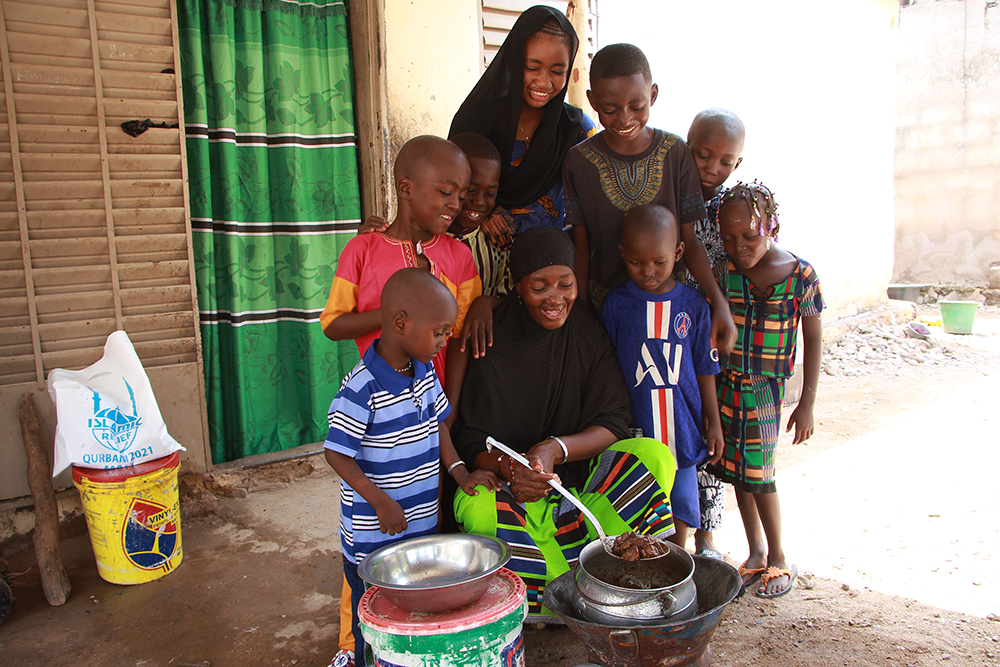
[736,562,766,598]
[756,564,798,599]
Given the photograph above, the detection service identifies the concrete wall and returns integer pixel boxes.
[381,0,484,217]
[599,0,899,320]
[893,0,1000,285]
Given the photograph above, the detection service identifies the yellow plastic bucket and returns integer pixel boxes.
[72,452,182,584]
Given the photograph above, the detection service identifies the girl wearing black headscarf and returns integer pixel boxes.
[451,227,678,623]
[449,6,597,237]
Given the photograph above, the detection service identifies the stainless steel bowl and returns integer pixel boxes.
[358,534,511,613]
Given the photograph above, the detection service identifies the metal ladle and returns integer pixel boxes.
[485,436,617,556]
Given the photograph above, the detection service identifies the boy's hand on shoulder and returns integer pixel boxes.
[705,421,724,466]
[786,403,815,445]
[372,497,407,535]
[455,468,501,496]
[709,302,737,355]
[358,215,389,235]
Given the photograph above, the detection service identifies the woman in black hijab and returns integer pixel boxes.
[451,227,678,623]
[450,6,596,237]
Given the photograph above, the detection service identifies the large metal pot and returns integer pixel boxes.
[573,538,697,626]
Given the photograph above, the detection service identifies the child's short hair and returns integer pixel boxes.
[393,135,466,184]
[449,132,501,164]
[718,181,779,236]
[589,43,651,86]
[622,204,677,245]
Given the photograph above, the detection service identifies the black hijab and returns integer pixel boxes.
[449,5,584,210]
[452,228,631,489]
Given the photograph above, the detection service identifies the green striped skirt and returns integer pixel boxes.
[708,369,785,494]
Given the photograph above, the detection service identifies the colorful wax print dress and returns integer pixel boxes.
[707,256,825,493]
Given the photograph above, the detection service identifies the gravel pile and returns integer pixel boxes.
[823,322,960,377]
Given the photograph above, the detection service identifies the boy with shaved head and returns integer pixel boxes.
[685,109,745,560]
[600,205,722,551]
[325,268,498,667]
[687,108,746,269]
[322,136,482,667]
[321,135,483,390]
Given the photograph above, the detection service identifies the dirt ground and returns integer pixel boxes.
[2,306,999,667]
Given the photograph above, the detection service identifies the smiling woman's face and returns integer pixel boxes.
[517,264,577,329]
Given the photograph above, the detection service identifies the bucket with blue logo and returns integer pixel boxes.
[48,331,186,584]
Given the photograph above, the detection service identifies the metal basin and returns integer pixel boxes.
[574,538,697,625]
[358,534,510,613]
[545,555,742,666]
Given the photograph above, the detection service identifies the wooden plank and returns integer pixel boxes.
[109,178,183,198]
[9,63,95,88]
[32,264,111,287]
[118,261,189,283]
[103,86,173,102]
[95,0,170,19]
[116,232,188,255]
[0,295,30,317]
[104,98,176,119]
[34,290,114,314]
[103,69,174,91]
[88,0,123,330]
[0,239,24,261]
[19,154,103,172]
[29,237,108,259]
[5,20,90,41]
[110,196,185,211]
[16,126,101,145]
[108,153,181,173]
[3,1,89,29]
[12,94,98,115]
[112,206,184,225]
[27,209,106,229]
[98,39,173,66]
[38,347,103,371]
[106,127,178,145]
[122,311,195,332]
[120,284,192,307]
[22,180,106,200]
[9,53,93,70]
[0,1,45,385]
[98,29,171,48]
[96,11,170,37]
[6,32,92,59]
[38,318,116,343]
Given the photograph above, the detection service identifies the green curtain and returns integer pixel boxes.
[178,0,361,463]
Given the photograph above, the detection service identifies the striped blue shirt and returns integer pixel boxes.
[324,342,450,564]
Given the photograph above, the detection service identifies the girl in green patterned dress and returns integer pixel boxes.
[707,182,824,599]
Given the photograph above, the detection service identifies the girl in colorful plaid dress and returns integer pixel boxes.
[707,182,824,599]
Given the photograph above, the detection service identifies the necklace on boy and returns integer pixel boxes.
[393,359,413,374]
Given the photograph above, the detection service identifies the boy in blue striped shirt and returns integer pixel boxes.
[325,268,498,666]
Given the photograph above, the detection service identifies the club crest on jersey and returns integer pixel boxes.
[673,312,691,339]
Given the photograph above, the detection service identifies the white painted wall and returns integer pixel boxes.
[598,0,898,319]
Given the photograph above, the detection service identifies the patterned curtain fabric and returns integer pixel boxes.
[178,0,361,463]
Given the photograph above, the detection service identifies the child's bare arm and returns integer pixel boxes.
[324,449,406,535]
[678,224,736,354]
[786,313,822,444]
[322,308,382,342]
[458,295,503,358]
[571,225,591,308]
[696,374,724,465]
[438,423,500,495]
[443,343,468,428]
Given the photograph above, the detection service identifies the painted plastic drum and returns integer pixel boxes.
[359,566,527,667]
[72,452,182,585]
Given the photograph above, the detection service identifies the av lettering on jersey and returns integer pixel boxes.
[121,497,179,571]
[639,300,686,460]
[88,378,143,455]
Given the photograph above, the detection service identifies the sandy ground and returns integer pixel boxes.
[1,307,999,666]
